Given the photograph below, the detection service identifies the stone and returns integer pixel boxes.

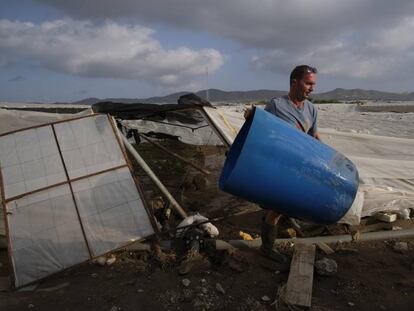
[181,279,191,287]
[94,256,106,266]
[201,287,208,294]
[315,257,338,276]
[215,283,225,295]
[28,304,35,309]
[348,302,355,307]
[261,295,271,302]
[106,257,116,265]
[110,307,118,311]
[393,242,409,253]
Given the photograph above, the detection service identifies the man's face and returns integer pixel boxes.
[292,73,317,101]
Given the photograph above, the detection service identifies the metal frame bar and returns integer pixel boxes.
[51,124,94,259]
[0,113,99,138]
[0,165,16,288]
[4,164,128,203]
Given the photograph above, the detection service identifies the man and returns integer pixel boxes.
[244,65,320,263]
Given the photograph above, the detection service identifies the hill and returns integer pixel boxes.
[69,88,414,105]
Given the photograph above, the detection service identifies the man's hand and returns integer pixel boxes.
[243,105,255,120]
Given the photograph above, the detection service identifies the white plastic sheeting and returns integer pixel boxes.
[54,115,125,178]
[202,106,414,224]
[0,125,66,198]
[73,167,153,255]
[0,114,154,287]
[6,185,90,287]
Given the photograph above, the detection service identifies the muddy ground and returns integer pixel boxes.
[1,140,413,310]
[1,238,413,311]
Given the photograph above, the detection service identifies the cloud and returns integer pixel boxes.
[8,75,26,82]
[0,19,224,87]
[251,16,414,80]
[35,1,414,49]
[34,0,414,81]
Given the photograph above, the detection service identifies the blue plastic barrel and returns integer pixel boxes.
[219,107,359,224]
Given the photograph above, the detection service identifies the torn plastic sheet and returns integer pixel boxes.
[0,114,154,288]
[177,213,219,238]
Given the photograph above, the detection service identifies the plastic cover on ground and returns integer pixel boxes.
[0,114,155,287]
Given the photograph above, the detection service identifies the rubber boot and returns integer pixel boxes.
[260,219,287,263]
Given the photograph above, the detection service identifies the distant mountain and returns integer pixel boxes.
[69,88,414,105]
[314,88,414,101]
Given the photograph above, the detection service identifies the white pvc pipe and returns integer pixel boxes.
[120,133,188,219]
[216,228,414,250]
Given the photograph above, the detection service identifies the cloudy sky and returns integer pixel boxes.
[1,0,414,102]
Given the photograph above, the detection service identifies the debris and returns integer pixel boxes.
[315,258,338,276]
[215,283,225,294]
[90,273,98,279]
[177,213,219,238]
[316,242,335,255]
[285,243,316,308]
[351,230,360,242]
[261,295,271,302]
[397,208,411,220]
[239,231,254,241]
[94,256,107,266]
[106,256,116,266]
[181,279,191,287]
[179,251,211,275]
[374,212,397,223]
[282,228,297,238]
[393,242,409,253]
[152,243,176,268]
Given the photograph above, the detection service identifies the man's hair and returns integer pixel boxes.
[290,65,317,86]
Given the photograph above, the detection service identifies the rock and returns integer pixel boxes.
[393,242,409,253]
[181,279,191,287]
[106,257,116,265]
[315,257,338,276]
[182,288,194,302]
[110,307,118,311]
[94,256,106,266]
[215,283,225,294]
[348,302,355,307]
[28,304,35,309]
[201,287,208,294]
[90,273,98,279]
[261,295,271,302]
